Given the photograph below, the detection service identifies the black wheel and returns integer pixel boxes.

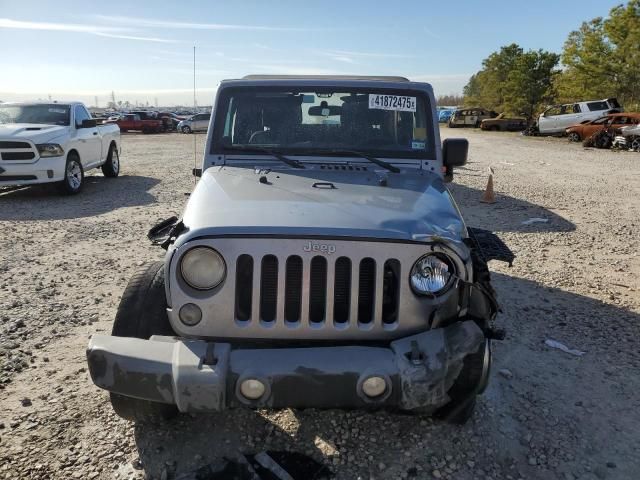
[101,143,120,178]
[109,262,178,422]
[182,125,192,134]
[58,152,84,195]
[436,339,491,425]
[567,132,581,142]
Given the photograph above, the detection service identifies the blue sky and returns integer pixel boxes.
[0,0,624,106]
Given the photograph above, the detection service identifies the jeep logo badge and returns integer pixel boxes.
[303,241,336,255]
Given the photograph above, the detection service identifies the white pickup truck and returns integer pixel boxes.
[0,102,121,194]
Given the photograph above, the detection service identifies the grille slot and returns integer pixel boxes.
[284,256,303,322]
[0,141,30,149]
[260,255,278,322]
[309,256,327,323]
[235,255,253,322]
[1,152,35,161]
[382,260,400,325]
[357,258,376,324]
[333,257,351,324]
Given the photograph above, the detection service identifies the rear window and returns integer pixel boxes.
[587,101,609,112]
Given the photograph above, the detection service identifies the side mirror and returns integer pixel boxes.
[78,119,97,129]
[442,138,468,182]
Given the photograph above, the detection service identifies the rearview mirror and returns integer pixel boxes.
[308,105,342,116]
[78,119,97,129]
[442,138,468,182]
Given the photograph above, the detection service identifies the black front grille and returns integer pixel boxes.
[234,252,400,328]
[2,152,35,161]
[0,175,37,182]
[0,141,30,149]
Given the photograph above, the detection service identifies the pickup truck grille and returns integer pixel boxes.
[169,238,467,340]
[0,141,38,162]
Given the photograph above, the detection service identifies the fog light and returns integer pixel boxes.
[362,376,387,398]
[179,303,202,326]
[239,379,266,400]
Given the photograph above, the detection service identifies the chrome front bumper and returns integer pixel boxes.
[87,320,484,412]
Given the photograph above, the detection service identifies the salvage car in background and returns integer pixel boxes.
[111,113,164,133]
[480,114,527,132]
[87,75,513,425]
[437,107,456,123]
[177,113,211,133]
[565,113,640,142]
[537,98,621,135]
[0,102,120,194]
[620,124,640,151]
[448,108,498,128]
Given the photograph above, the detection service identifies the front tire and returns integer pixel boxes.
[181,125,192,134]
[436,339,491,424]
[101,143,120,178]
[58,152,84,195]
[109,262,178,422]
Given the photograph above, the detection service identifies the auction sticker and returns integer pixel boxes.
[369,94,416,112]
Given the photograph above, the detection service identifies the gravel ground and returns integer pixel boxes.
[0,129,639,480]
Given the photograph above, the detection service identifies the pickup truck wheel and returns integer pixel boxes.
[436,339,490,425]
[181,125,192,134]
[58,153,84,195]
[101,144,120,178]
[109,262,178,422]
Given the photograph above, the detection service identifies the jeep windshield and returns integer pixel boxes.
[0,104,71,126]
[212,87,434,159]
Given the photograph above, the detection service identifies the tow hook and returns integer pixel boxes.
[407,340,425,365]
[203,343,217,366]
[487,328,506,341]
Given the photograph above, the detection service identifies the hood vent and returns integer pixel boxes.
[318,164,368,171]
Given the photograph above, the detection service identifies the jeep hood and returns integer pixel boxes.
[0,123,68,143]
[179,166,466,245]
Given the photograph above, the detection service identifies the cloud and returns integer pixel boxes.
[322,49,417,59]
[0,18,177,43]
[93,15,305,32]
[93,32,178,43]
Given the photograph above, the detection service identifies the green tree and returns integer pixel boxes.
[555,0,640,109]
[463,44,523,111]
[463,44,559,118]
[503,50,560,119]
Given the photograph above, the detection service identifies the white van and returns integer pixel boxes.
[537,98,621,134]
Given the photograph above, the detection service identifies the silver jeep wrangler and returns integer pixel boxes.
[87,75,513,424]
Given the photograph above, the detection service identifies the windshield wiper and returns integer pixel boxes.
[309,149,400,173]
[225,146,305,169]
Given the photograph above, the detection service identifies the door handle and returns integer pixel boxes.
[93,132,98,135]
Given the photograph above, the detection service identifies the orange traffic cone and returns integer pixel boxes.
[480,174,496,204]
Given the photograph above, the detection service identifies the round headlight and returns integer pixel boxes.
[410,254,453,295]
[180,247,226,290]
